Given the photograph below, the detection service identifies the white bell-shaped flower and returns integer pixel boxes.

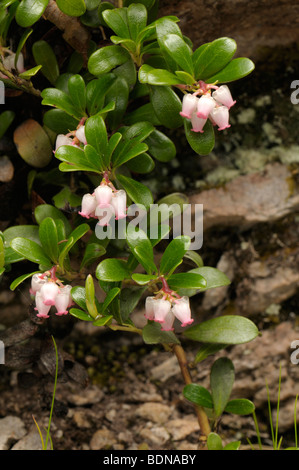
[196,94,216,119]
[34,291,51,318]
[212,85,236,109]
[190,112,207,133]
[79,193,97,219]
[40,281,60,306]
[111,190,127,220]
[75,125,87,145]
[152,298,172,324]
[180,93,199,119]
[94,184,113,208]
[30,274,47,295]
[209,105,231,131]
[171,296,193,327]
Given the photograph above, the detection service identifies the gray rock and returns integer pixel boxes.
[90,429,117,450]
[135,402,174,425]
[11,426,51,450]
[0,416,26,450]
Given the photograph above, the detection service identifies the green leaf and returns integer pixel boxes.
[41,88,82,120]
[80,242,106,270]
[71,286,87,310]
[38,217,59,263]
[105,76,129,130]
[0,110,15,140]
[120,286,147,321]
[138,64,181,86]
[174,70,195,85]
[183,118,215,156]
[156,17,183,71]
[150,85,183,129]
[189,266,231,291]
[102,7,130,38]
[116,173,153,210]
[86,74,117,116]
[159,235,190,275]
[34,204,72,236]
[194,343,228,364]
[183,384,214,409]
[88,45,131,76]
[10,270,41,291]
[19,65,42,79]
[126,226,157,274]
[96,258,131,282]
[124,102,162,127]
[207,432,223,451]
[126,152,155,174]
[194,37,237,81]
[167,272,207,290]
[85,114,108,157]
[15,0,49,27]
[183,250,204,268]
[10,237,52,267]
[206,57,255,84]
[145,129,176,162]
[15,27,33,68]
[32,40,59,85]
[92,315,113,326]
[223,441,241,450]
[56,0,86,16]
[102,287,121,313]
[112,140,148,167]
[183,315,259,345]
[127,2,147,41]
[43,109,79,134]
[131,273,156,285]
[55,144,101,173]
[161,33,194,75]
[210,357,235,417]
[68,74,86,115]
[70,308,94,321]
[85,274,98,319]
[224,399,255,416]
[3,225,40,247]
[84,144,105,172]
[142,322,180,345]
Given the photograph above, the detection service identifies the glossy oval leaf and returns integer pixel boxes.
[10,237,52,267]
[145,129,176,162]
[56,0,86,17]
[96,258,132,282]
[68,74,86,115]
[139,64,181,86]
[10,270,41,291]
[34,204,72,236]
[88,45,131,76]
[207,432,223,451]
[183,383,213,408]
[194,37,237,81]
[43,109,79,134]
[38,217,59,263]
[102,7,130,38]
[206,57,255,84]
[142,322,180,345]
[15,0,49,27]
[167,272,207,290]
[183,315,259,345]
[150,85,183,129]
[224,398,255,416]
[161,33,194,76]
[127,2,147,41]
[32,40,59,85]
[159,235,191,275]
[210,357,235,417]
[183,118,215,156]
[116,173,153,210]
[41,88,82,120]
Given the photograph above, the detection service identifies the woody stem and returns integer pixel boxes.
[172,343,211,447]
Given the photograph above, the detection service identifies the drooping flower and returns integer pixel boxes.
[161,309,175,331]
[35,291,51,319]
[209,105,231,131]
[55,285,72,316]
[152,298,172,324]
[190,112,207,133]
[180,93,199,119]
[95,204,115,226]
[30,273,47,295]
[94,184,113,208]
[40,281,60,306]
[111,189,127,220]
[55,134,74,151]
[212,85,236,109]
[145,296,156,321]
[76,125,87,145]
[196,94,216,119]
[78,193,97,219]
[171,296,194,327]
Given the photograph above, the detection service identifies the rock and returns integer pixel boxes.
[202,251,236,310]
[135,402,174,424]
[67,384,104,406]
[0,416,26,450]
[165,417,199,441]
[11,426,51,450]
[159,0,299,61]
[0,156,14,182]
[150,356,181,382]
[139,424,170,446]
[90,429,117,450]
[189,163,299,232]
[72,410,92,428]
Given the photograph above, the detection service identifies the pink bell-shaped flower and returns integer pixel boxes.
[196,94,216,119]
[160,309,175,331]
[212,85,236,109]
[55,134,74,151]
[209,106,231,131]
[171,296,193,327]
[111,190,127,220]
[94,184,113,208]
[30,273,46,295]
[145,296,155,320]
[180,93,198,119]
[190,112,207,133]
[152,298,172,324]
[95,204,115,226]
[34,291,51,318]
[79,193,97,219]
[76,125,87,145]
[40,281,59,306]
[55,285,72,316]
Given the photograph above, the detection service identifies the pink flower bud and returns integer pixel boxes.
[152,298,172,324]
[180,94,198,119]
[160,309,175,331]
[34,291,51,318]
[30,273,47,295]
[212,85,236,109]
[40,282,59,306]
[111,190,127,220]
[171,296,193,327]
[190,112,207,133]
[78,193,97,219]
[55,134,74,151]
[145,296,156,320]
[196,95,216,119]
[76,126,87,145]
[94,184,113,208]
[209,106,231,131]
[55,285,72,316]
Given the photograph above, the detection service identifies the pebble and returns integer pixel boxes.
[11,426,51,450]
[67,385,104,406]
[135,402,173,425]
[90,429,117,450]
[0,416,26,450]
[0,156,14,182]
[165,417,199,441]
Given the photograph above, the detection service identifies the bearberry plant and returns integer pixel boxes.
[1,0,259,449]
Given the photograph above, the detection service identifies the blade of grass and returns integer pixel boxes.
[32,414,45,449]
[44,335,59,451]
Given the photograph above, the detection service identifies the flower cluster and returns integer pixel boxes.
[55,124,87,151]
[30,271,73,319]
[0,51,25,78]
[79,181,127,226]
[180,84,236,133]
[145,295,193,331]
